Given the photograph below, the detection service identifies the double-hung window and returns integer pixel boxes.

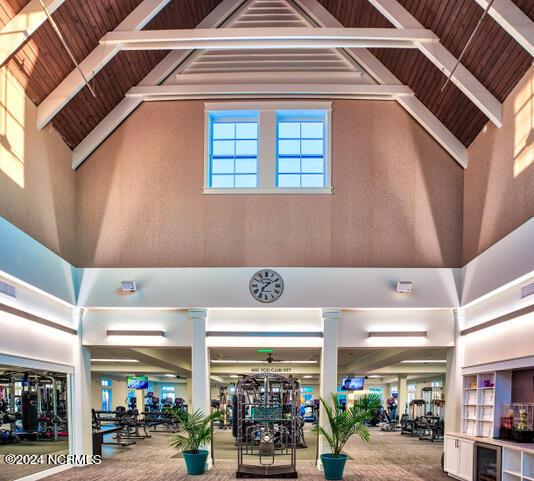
[205,102,331,194]
[277,111,327,188]
[208,110,259,189]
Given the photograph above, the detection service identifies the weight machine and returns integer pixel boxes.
[235,373,299,479]
[0,370,68,443]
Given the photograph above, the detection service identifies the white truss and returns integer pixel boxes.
[72,0,471,168]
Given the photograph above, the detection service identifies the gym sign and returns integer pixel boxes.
[250,367,292,373]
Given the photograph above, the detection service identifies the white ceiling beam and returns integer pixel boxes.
[72,0,247,169]
[99,27,438,50]
[0,0,65,67]
[294,0,468,168]
[126,83,413,100]
[173,71,363,84]
[473,0,534,56]
[36,0,172,130]
[368,0,502,127]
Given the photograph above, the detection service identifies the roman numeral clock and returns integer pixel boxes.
[249,269,284,303]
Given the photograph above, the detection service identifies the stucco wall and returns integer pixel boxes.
[464,65,534,263]
[75,99,463,267]
[0,68,76,264]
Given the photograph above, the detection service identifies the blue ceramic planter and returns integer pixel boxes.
[321,453,348,480]
[183,450,209,475]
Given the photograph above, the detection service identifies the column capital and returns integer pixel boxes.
[321,308,341,319]
[189,308,208,319]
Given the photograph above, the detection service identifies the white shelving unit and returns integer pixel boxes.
[503,447,534,481]
[461,371,512,437]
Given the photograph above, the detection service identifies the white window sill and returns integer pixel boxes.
[203,187,333,195]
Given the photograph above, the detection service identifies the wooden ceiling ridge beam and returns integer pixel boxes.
[368,0,503,127]
[473,0,534,57]
[125,82,413,99]
[98,26,439,50]
[0,0,65,68]
[36,0,172,130]
[293,0,468,168]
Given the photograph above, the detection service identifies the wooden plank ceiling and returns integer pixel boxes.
[0,0,223,149]
[0,0,533,152]
[318,0,534,146]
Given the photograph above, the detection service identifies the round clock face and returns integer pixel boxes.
[249,269,284,303]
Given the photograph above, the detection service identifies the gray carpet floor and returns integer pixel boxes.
[36,428,448,481]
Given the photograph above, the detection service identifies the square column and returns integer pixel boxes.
[397,375,408,417]
[318,309,340,469]
[189,309,212,469]
[71,308,93,460]
[445,309,464,433]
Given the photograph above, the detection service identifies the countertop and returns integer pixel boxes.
[447,432,534,454]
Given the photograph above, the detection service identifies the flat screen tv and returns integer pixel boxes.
[127,376,149,390]
[340,377,365,391]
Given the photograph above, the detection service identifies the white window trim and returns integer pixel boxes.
[203,101,333,195]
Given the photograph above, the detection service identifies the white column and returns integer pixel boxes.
[71,308,93,460]
[186,377,193,409]
[318,309,340,469]
[445,309,464,433]
[189,308,212,469]
[398,375,408,417]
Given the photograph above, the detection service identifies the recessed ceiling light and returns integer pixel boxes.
[368,331,427,338]
[210,360,317,364]
[106,330,165,337]
[91,359,140,363]
[401,360,447,364]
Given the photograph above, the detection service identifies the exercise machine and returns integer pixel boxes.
[235,373,299,478]
[0,370,68,443]
[418,400,445,442]
[400,399,426,436]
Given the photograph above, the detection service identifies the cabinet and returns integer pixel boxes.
[502,447,534,481]
[445,435,474,481]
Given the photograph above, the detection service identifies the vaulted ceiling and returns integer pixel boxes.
[1,0,533,166]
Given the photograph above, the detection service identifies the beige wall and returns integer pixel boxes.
[76,99,463,268]
[464,65,534,263]
[0,68,76,263]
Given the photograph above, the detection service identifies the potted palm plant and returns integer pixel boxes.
[170,408,219,475]
[318,394,371,480]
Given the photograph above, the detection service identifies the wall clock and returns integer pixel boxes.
[249,269,284,303]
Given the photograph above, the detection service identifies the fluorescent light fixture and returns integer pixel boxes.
[163,374,176,377]
[303,375,314,378]
[396,281,413,293]
[401,360,447,364]
[211,360,263,364]
[120,280,136,292]
[91,359,140,363]
[368,331,427,338]
[107,330,165,337]
[367,375,382,378]
[210,360,317,364]
[229,375,239,378]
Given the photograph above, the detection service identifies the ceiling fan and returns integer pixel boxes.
[265,352,285,363]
